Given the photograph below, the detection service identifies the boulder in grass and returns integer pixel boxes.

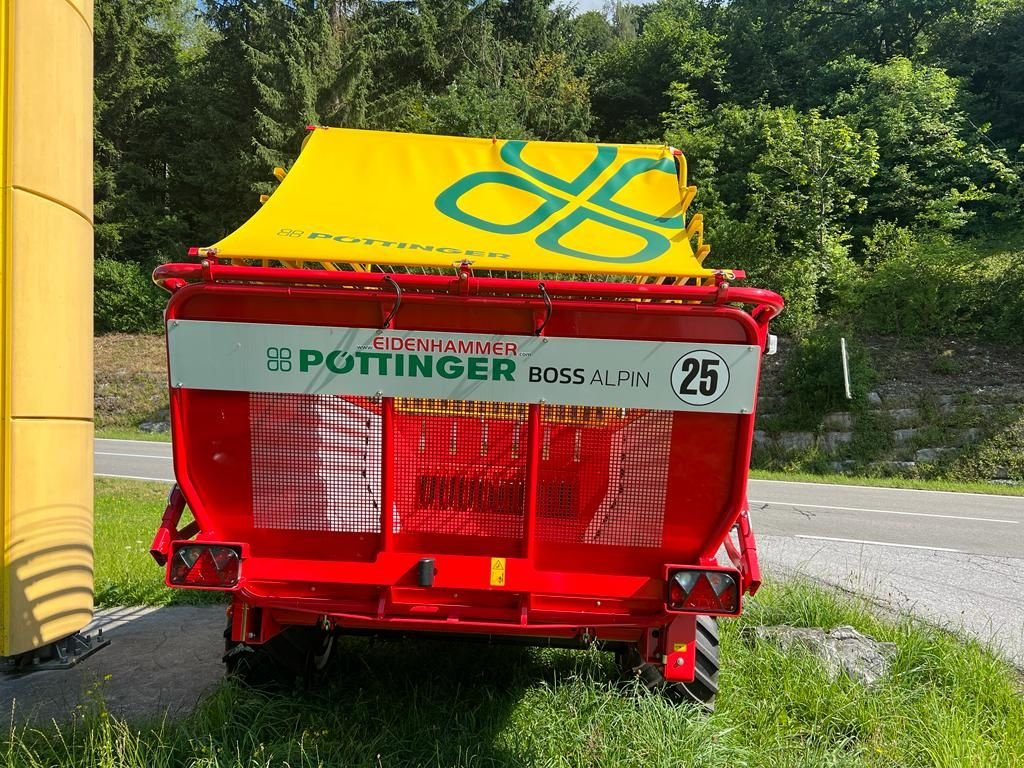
[751,624,897,687]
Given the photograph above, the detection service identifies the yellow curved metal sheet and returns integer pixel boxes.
[1,0,94,657]
[208,128,718,279]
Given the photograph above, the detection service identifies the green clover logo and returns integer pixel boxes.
[435,141,683,264]
[266,346,292,373]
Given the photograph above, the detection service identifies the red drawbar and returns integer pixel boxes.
[155,265,779,654]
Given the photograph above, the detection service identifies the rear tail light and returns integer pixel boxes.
[666,567,740,615]
[168,544,241,588]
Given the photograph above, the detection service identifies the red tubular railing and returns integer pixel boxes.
[152,263,784,320]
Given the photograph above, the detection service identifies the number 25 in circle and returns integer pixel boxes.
[671,350,730,406]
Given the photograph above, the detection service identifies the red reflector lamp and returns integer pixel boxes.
[168,544,241,588]
[666,567,740,615]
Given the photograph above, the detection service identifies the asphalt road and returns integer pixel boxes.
[94,438,1024,665]
[95,438,174,483]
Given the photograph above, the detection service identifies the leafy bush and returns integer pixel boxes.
[835,236,1024,341]
[781,325,875,426]
[948,410,1024,483]
[711,219,819,334]
[861,220,916,266]
[94,258,166,334]
[835,236,978,336]
[977,252,1024,342]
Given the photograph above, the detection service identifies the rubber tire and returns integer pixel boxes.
[619,615,720,709]
[224,625,334,689]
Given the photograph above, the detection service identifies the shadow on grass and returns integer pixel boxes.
[179,636,617,766]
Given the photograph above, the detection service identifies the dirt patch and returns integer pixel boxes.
[759,335,1024,406]
[94,334,167,429]
[865,337,1024,405]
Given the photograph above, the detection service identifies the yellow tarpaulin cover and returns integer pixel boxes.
[208,127,715,278]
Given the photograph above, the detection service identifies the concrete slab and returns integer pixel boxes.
[0,605,225,724]
[760,534,1024,669]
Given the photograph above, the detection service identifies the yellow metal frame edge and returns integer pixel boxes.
[1,0,14,647]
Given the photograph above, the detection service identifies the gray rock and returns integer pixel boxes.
[914,447,950,463]
[139,420,170,433]
[875,461,917,472]
[937,394,957,406]
[753,430,771,448]
[828,460,856,472]
[993,466,1010,480]
[888,407,920,425]
[777,432,815,452]
[893,428,919,442]
[822,431,853,453]
[751,624,896,687]
[823,412,854,430]
[957,428,982,444]
[866,391,883,406]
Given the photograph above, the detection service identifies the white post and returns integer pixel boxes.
[840,337,852,400]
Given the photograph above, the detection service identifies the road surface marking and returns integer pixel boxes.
[751,477,1023,501]
[95,451,171,460]
[96,473,173,483]
[795,534,960,553]
[750,499,1018,525]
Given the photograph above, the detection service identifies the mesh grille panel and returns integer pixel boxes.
[537,410,672,547]
[394,398,528,539]
[251,394,381,532]
[248,394,670,547]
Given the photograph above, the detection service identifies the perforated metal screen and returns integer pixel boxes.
[537,410,671,547]
[251,394,382,532]
[249,395,672,548]
[394,399,528,539]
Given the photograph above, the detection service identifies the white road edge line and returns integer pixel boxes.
[750,477,1022,500]
[750,499,1018,525]
[794,534,961,553]
[95,451,172,460]
[96,473,173,483]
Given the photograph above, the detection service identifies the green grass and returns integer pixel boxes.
[5,581,1023,767]
[95,427,171,442]
[750,469,1024,496]
[94,478,220,607]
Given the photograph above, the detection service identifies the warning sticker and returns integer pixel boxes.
[490,558,506,587]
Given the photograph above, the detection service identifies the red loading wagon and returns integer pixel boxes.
[150,128,783,707]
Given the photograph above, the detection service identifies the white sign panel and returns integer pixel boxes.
[167,320,761,414]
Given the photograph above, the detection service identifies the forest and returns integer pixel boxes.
[94,0,1024,339]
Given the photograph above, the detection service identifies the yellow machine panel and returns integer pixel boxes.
[7,0,92,220]
[0,0,94,657]
[208,127,714,279]
[9,190,93,418]
[5,420,93,652]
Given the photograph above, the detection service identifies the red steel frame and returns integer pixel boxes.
[151,262,782,682]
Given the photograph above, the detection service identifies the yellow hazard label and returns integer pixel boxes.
[673,643,688,652]
[490,558,506,587]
